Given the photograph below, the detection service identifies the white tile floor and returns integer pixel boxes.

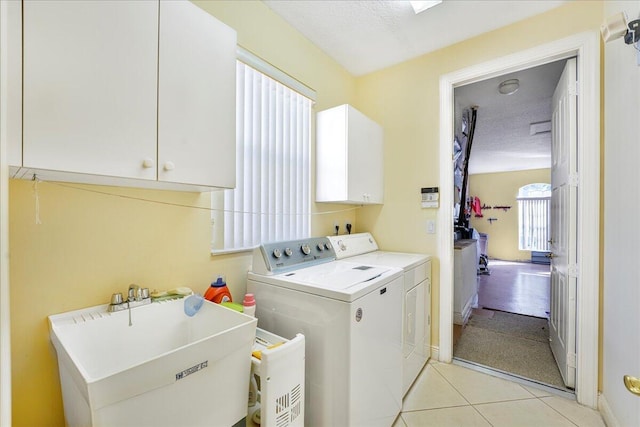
[395,361,605,427]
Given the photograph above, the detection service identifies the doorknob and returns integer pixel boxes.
[624,375,640,396]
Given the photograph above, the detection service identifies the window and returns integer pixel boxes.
[518,183,551,251]
[212,58,313,252]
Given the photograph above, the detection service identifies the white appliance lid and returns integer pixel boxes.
[249,259,403,302]
[279,261,390,290]
[345,251,429,270]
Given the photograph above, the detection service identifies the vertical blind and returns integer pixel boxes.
[222,61,311,250]
[518,197,551,251]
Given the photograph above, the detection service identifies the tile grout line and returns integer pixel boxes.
[409,361,592,427]
[430,362,475,407]
[536,396,582,427]
[401,402,476,414]
[469,402,497,427]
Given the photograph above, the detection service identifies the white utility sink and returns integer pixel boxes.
[49,298,257,427]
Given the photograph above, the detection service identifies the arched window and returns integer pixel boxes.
[518,183,551,251]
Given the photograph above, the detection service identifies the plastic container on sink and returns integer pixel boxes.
[48,298,257,427]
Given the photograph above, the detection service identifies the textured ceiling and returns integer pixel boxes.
[262,0,571,174]
[455,60,567,175]
[263,0,568,76]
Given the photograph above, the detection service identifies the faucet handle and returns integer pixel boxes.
[141,288,150,299]
[110,292,123,305]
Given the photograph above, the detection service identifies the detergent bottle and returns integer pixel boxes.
[204,276,232,303]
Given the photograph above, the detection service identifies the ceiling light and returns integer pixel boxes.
[409,1,442,14]
[498,78,519,95]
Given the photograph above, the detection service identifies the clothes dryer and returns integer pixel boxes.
[248,237,403,427]
[328,232,431,396]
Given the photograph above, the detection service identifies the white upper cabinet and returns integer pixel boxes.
[158,1,236,188]
[1,0,22,169]
[23,0,159,180]
[14,0,236,191]
[316,104,384,204]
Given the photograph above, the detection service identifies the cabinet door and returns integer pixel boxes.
[23,1,158,180]
[347,106,383,203]
[1,0,22,168]
[158,1,236,188]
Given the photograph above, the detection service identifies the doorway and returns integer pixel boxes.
[450,59,567,390]
[437,32,600,408]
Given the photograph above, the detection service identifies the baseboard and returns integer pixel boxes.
[598,393,620,427]
[430,345,439,362]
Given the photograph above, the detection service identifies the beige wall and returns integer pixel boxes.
[10,1,606,425]
[354,1,603,347]
[9,2,356,426]
[468,169,551,261]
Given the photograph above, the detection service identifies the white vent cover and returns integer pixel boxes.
[530,120,552,135]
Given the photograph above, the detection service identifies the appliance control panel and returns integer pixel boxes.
[328,232,378,259]
[256,237,336,274]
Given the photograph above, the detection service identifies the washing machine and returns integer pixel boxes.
[247,237,403,427]
[328,232,431,396]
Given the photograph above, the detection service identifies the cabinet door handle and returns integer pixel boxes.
[163,161,175,171]
[142,158,155,169]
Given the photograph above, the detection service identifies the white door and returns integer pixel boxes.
[549,58,577,389]
[603,0,640,422]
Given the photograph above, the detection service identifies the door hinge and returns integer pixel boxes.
[567,352,577,368]
[570,81,579,97]
[427,314,431,326]
[569,173,579,187]
[568,264,579,278]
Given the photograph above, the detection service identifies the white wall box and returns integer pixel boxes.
[316,104,384,204]
[10,0,236,191]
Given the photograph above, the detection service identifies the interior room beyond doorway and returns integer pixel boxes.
[477,260,550,318]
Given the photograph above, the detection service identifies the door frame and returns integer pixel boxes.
[437,32,600,408]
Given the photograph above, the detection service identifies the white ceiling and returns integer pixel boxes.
[262,0,568,76]
[262,0,571,174]
[456,59,567,175]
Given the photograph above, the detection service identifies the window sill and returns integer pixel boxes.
[210,246,257,257]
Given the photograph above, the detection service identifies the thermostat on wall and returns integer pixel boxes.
[421,187,439,208]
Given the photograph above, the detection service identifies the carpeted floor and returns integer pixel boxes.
[453,309,567,389]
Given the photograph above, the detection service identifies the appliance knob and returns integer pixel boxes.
[272,249,282,259]
[301,244,311,255]
[284,248,293,257]
[325,243,332,250]
[317,243,325,251]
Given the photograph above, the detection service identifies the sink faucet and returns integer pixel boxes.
[128,284,141,302]
[108,284,151,313]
